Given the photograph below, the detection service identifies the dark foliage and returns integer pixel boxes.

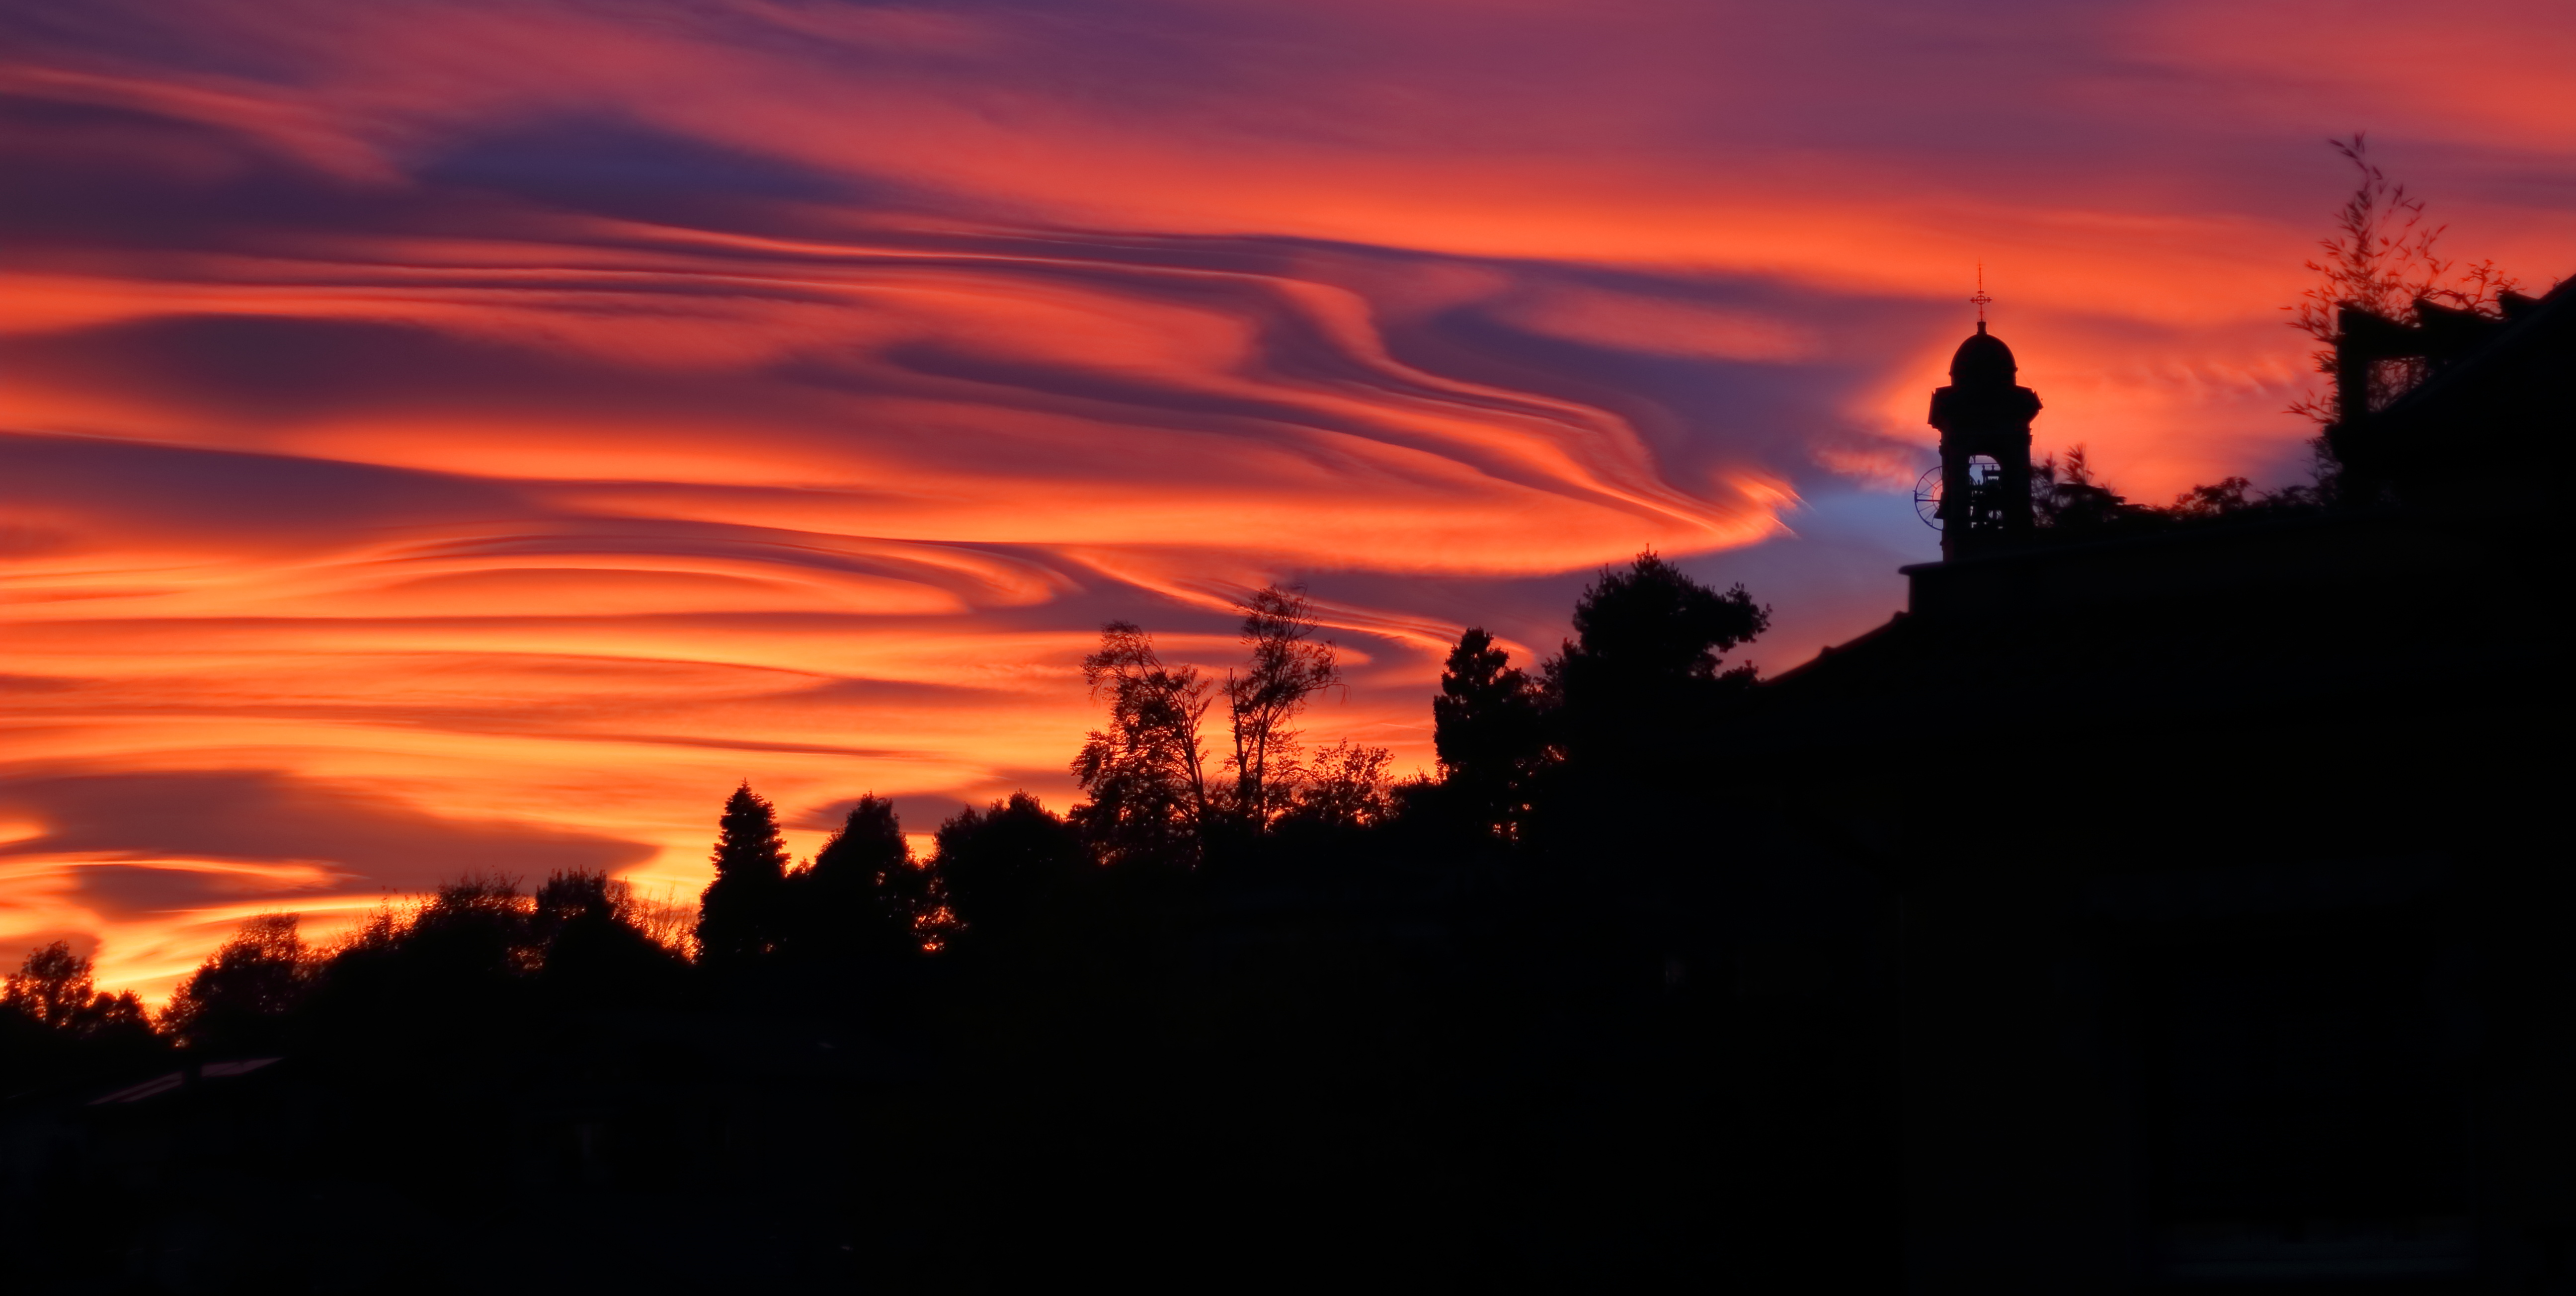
[1544,552,1769,772]
[1221,585,1342,827]
[1071,622,1211,867]
[0,942,162,1094]
[695,781,791,969]
[2028,445,2325,539]
[531,870,689,1007]
[787,795,936,969]
[2283,134,2524,495]
[159,914,312,1054]
[934,792,1092,953]
[1281,737,1394,830]
[1071,589,1378,865]
[300,876,536,1061]
[1431,626,1553,840]
[11,560,1915,1292]
[6,941,132,1035]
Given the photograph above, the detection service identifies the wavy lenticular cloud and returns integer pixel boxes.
[4,0,2573,1000]
[7,227,1783,566]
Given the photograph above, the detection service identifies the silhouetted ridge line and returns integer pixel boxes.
[10,230,2563,1291]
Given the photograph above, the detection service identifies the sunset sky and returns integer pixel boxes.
[6,0,2573,1001]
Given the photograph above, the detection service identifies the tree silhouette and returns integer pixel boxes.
[1223,585,1342,827]
[1072,623,1213,866]
[2030,445,2319,535]
[294,877,550,1067]
[696,782,791,968]
[0,941,157,1093]
[2285,133,2520,487]
[934,792,1090,950]
[5,940,103,1032]
[85,989,151,1039]
[161,914,313,1052]
[405,875,534,978]
[1433,627,1554,840]
[1284,738,1395,830]
[531,869,617,943]
[4,940,151,1043]
[2028,446,2140,532]
[1545,552,1769,762]
[2166,476,2258,520]
[1518,550,1774,996]
[796,796,936,963]
[532,870,686,1005]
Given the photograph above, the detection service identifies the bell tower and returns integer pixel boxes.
[1926,289,2041,560]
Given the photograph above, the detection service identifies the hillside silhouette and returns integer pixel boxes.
[6,233,2567,1291]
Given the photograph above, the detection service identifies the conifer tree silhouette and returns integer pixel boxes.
[1433,627,1553,839]
[695,782,791,968]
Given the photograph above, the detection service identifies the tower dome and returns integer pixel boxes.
[1948,320,2018,387]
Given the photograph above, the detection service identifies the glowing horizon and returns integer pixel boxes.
[6,0,2572,1002]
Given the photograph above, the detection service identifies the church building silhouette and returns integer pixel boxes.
[1759,280,2574,1290]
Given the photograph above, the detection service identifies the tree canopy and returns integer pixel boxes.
[696,781,792,968]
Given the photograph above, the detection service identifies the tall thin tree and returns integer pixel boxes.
[2285,133,2519,473]
[1223,585,1340,827]
[1072,623,1213,865]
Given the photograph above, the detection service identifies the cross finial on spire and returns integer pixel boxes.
[1969,263,1993,331]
